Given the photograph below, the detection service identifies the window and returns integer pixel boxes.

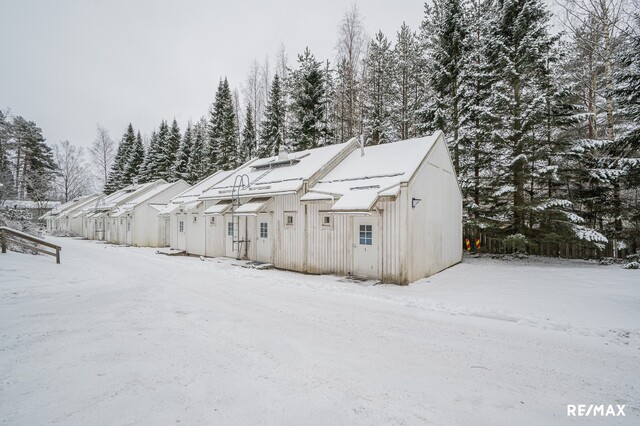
[286,215,294,226]
[179,221,184,233]
[120,219,123,225]
[227,222,234,236]
[322,215,331,226]
[359,224,372,245]
[127,221,131,232]
[260,222,268,238]
[210,216,216,225]
[192,215,198,223]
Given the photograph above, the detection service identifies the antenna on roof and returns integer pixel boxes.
[359,134,365,157]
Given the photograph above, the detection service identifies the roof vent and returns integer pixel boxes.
[278,146,289,161]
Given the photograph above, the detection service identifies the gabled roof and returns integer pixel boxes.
[110,181,187,217]
[46,193,102,219]
[199,139,357,200]
[301,132,444,211]
[95,181,161,211]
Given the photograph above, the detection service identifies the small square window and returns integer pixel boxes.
[322,215,331,226]
[260,222,268,238]
[286,215,294,226]
[210,216,216,225]
[193,215,198,223]
[359,224,372,245]
[227,222,234,236]
[179,221,184,233]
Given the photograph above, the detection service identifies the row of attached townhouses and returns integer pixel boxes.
[44,132,462,284]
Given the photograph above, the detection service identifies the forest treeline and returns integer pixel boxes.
[1,0,638,255]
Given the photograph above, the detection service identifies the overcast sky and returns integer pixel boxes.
[0,0,424,149]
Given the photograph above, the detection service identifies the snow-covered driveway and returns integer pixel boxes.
[1,237,638,425]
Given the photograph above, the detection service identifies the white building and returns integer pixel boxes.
[195,139,358,265]
[300,131,462,283]
[82,180,172,241]
[42,194,102,235]
[169,132,462,284]
[159,170,233,253]
[108,180,190,247]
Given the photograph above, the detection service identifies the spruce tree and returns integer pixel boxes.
[393,22,422,140]
[188,117,209,182]
[289,47,326,151]
[174,122,193,182]
[363,31,396,145]
[105,124,135,193]
[421,0,467,173]
[240,105,257,162]
[123,130,145,185]
[141,129,163,183]
[208,78,239,171]
[484,0,557,235]
[258,74,286,158]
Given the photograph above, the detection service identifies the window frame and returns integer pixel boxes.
[179,220,184,233]
[259,222,268,239]
[359,224,373,246]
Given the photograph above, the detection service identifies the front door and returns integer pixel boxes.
[177,215,186,249]
[164,218,170,247]
[126,219,132,245]
[225,215,235,258]
[353,216,380,279]
[256,213,272,263]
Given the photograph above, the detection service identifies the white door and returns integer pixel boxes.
[126,219,132,245]
[256,213,272,263]
[353,217,380,279]
[225,215,235,258]
[164,218,170,247]
[177,215,186,249]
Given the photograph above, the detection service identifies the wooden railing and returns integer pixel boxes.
[0,226,62,264]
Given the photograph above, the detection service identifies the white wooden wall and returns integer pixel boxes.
[406,138,463,282]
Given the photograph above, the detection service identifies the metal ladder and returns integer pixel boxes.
[231,174,250,259]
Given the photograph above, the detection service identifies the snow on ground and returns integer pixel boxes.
[0,237,638,425]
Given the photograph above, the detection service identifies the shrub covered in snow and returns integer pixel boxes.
[622,261,639,270]
[0,207,45,254]
[504,233,528,253]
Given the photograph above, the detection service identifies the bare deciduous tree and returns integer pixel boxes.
[335,3,366,141]
[54,140,90,202]
[89,125,115,191]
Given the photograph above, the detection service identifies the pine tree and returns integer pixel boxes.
[161,119,181,181]
[174,122,193,182]
[188,117,209,182]
[362,31,396,145]
[105,124,135,193]
[421,0,467,174]
[393,22,422,141]
[123,130,145,185]
[208,78,239,171]
[258,74,286,157]
[289,47,326,151]
[484,0,558,235]
[240,105,257,162]
[141,128,163,183]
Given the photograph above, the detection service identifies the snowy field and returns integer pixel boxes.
[1,237,638,425]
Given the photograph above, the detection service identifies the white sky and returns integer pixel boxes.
[0,0,424,149]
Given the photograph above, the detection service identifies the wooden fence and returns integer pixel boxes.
[0,226,62,264]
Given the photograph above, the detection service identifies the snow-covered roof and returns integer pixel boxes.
[199,140,357,200]
[172,171,234,203]
[300,132,443,211]
[96,181,159,210]
[203,200,232,215]
[112,181,185,216]
[47,194,102,219]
